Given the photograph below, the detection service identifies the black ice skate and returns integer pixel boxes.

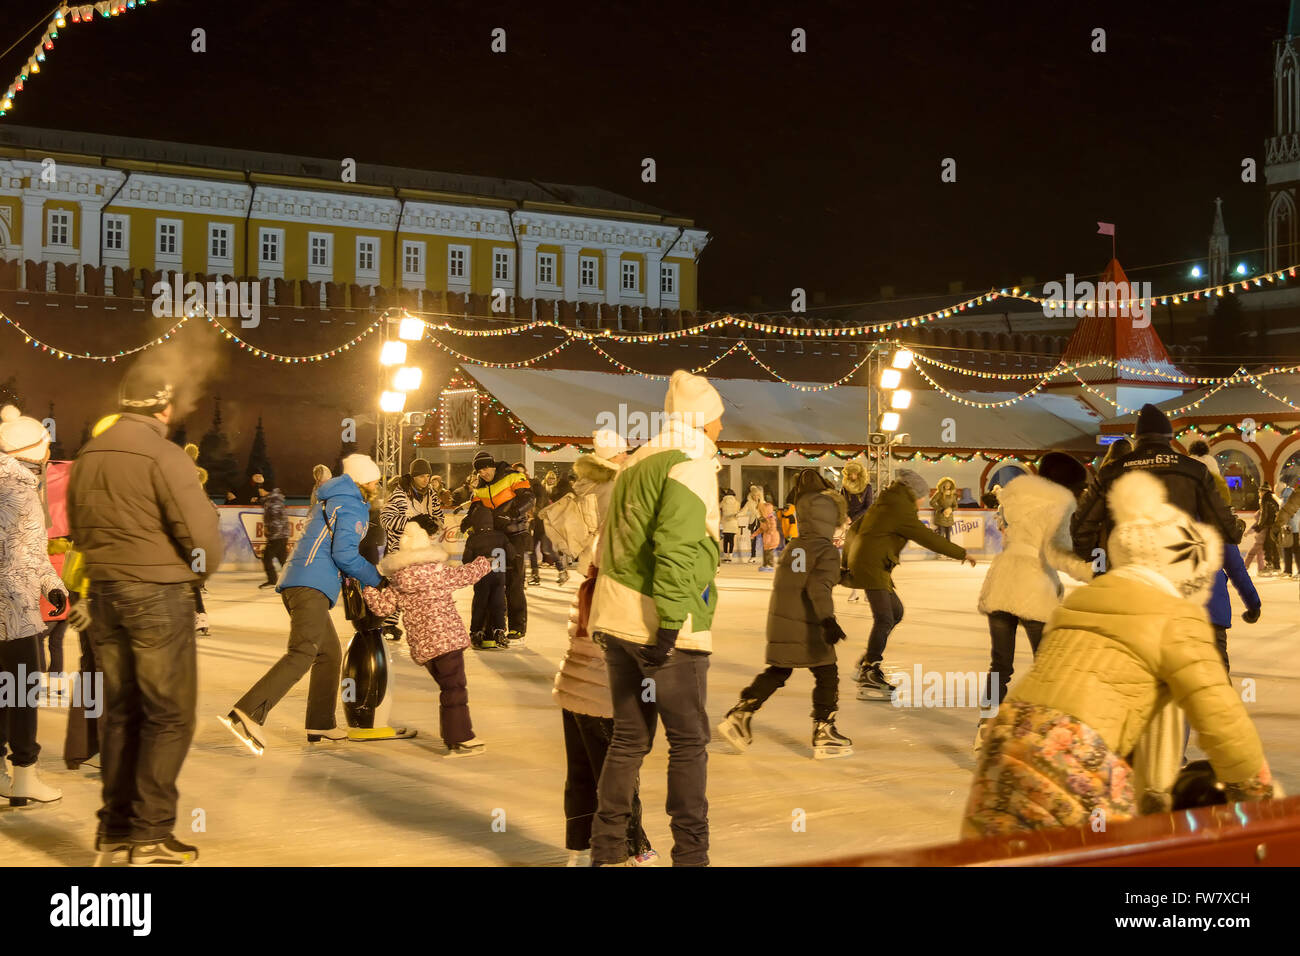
[528,570,541,586]
[716,699,758,753]
[129,836,198,866]
[557,568,570,586]
[856,663,898,701]
[812,713,853,759]
[470,630,486,649]
[502,629,526,648]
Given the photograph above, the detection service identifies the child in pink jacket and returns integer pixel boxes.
[364,523,491,756]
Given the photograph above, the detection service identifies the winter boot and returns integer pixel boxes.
[470,630,486,650]
[857,663,898,701]
[129,836,199,866]
[812,713,853,759]
[716,698,759,753]
[528,569,541,586]
[9,763,62,807]
[447,737,486,758]
[557,568,570,586]
[306,726,348,743]
[195,612,209,636]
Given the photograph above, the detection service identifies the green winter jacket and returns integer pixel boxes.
[590,418,721,652]
[844,480,966,591]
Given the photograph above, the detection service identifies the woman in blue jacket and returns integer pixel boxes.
[221,455,385,754]
[1207,528,1260,674]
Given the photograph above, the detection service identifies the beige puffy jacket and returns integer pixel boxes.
[1012,573,1267,787]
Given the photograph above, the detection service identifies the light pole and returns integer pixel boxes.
[377,312,426,484]
[867,344,912,491]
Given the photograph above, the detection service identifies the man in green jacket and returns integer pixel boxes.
[843,469,975,699]
[589,370,723,867]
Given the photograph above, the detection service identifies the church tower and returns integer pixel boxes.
[1266,3,1300,271]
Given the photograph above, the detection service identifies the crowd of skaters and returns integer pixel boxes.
[0,360,1285,866]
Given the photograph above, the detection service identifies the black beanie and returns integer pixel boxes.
[1038,452,1088,492]
[410,458,431,477]
[472,451,494,470]
[1136,403,1173,438]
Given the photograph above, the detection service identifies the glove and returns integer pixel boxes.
[68,601,92,632]
[642,626,679,667]
[821,617,847,645]
[412,513,441,535]
[47,588,67,616]
[1243,607,1261,624]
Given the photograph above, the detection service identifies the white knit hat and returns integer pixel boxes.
[0,405,51,462]
[663,369,724,429]
[378,522,449,574]
[342,453,381,486]
[592,427,629,460]
[1107,470,1221,600]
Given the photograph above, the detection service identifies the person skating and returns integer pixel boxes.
[68,370,225,865]
[0,405,68,809]
[929,476,959,543]
[963,470,1278,838]
[718,485,852,759]
[363,524,491,756]
[739,485,764,563]
[1071,403,1241,562]
[974,452,1093,753]
[840,462,873,602]
[554,428,658,866]
[588,369,723,867]
[183,442,213,634]
[526,464,550,586]
[221,454,384,755]
[1244,485,1281,576]
[468,450,534,645]
[378,458,444,638]
[719,488,740,563]
[1193,451,1260,673]
[756,494,780,571]
[460,499,509,649]
[257,483,290,589]
[842,469,976,700]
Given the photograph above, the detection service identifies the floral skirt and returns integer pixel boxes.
[962,700,1136,839]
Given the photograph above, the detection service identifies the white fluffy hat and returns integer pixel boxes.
[592,427,628,460]
[378,523,449,574]
[664,369,724,429]
[1107,470,1221,600]
[0,405,51,462]
[342,453,381,486]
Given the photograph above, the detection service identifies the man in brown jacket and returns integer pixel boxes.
[67,367,223,866]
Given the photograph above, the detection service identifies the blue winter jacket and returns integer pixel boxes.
[1207,542,1260,629]
[278,474,382,606]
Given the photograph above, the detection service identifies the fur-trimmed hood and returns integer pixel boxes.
[996,471,1075,521]
[841,461,868,495]
[572,452,619,485]
[378,524,448,575]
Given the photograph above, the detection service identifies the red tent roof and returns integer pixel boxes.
[1058,259,1184,385]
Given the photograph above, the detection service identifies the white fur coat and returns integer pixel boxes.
[977,474,1094,622]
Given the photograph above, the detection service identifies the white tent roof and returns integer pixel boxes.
[460,366,1103,452]
[1107,373,1300,424]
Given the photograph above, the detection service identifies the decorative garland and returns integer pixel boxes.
[2,3,160,121]
[4,311,189,361]
[205,314,383,363]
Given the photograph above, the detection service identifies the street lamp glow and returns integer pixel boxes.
[393,366,423,391]
[879,411,901,432]
[879,368,902,390]
[380,341,407,366]
[1235,263,1248,276]
[1190,265,1202,278]
[891,349,914,370]
[379,390,407,413]
[398,317,425,341]
[891,389,912,410]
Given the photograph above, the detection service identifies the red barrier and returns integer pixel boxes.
[805,795,1300,866]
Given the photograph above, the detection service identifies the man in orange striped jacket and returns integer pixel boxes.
[468,451,535,645]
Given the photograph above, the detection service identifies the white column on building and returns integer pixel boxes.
[20,194,44,287]
[604,247,622,305]
[80,198,104,271]
[645,251,662,309]
[519,236,539,298]
[562,242,581,301]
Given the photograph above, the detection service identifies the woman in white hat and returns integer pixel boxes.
[0,405,68,806]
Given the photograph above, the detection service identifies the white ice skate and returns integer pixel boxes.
[812,715,853,760]
[218,708,266,756]
[9,763,62,807]
[446,737,486,758]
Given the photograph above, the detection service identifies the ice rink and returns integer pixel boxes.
[4,558,1297,866]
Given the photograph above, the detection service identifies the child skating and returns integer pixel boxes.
[717,486,853,759]
[363,524,492,757]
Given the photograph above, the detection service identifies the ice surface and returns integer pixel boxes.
[3,558,1295,866]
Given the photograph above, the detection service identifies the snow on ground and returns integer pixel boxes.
[4,558,1297,866]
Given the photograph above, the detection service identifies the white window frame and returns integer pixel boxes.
[660,262,680,298]
[402,240,426,288]
[46,209,72,248]
[621,259,641,294]
[307,231,334,280]
[536,251,557,289]
[208,223,233,269]
[447,244,470,285]
[579,255,599,291]
[493,247,514,286]
[356,236,379,282]
[156,218,182,263]
[102,214,129,256]
[258,227,284,276]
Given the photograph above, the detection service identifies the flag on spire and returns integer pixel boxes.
[1097,222,1115,236]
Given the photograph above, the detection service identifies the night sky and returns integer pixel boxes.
[1,0,1288,311]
